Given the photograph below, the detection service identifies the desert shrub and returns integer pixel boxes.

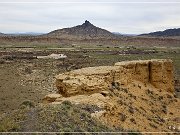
[61,100,72,106]
[111,81,120,90]
[0,59,5,64]
[0,103,127,133]
[19,100,35,108]
[24,67,33,74]
[3,55,14,60]
[0,118,20,132]
[79,104,103,113]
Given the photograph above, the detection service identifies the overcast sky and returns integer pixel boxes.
[0,0,180,34]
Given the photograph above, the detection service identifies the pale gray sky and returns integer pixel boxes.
[0,0,180,34]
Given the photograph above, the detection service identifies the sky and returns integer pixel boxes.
[0,0,180,34]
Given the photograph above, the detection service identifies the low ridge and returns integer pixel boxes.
[140,28,180,37]
[0,32,5,36]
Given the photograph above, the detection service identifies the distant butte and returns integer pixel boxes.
[45,20,117,39]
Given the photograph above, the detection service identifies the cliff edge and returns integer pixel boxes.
[55,59,174,97]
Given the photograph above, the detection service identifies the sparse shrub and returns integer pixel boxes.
[79,104,102,113]
[62,127,72,132]
[111,81,120,90]
[130,118,136,124]
[3,55,14,60]
[119,113,127,122]
[0,125,6,132]
[65,76,70,80]
[149,123,157,129]
[146,89,153,95]
[162,105,167,114]
[19,100,35,108]
[0,59,5,64]
[122,88,128,93]
[61,100,72,106]
[24,67,33,74]
[0,102,127,132]
[129,106,135,114]
[61,100,72,110]
[0,119,20,132]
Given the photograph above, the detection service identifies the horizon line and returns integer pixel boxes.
[2,26,180,35]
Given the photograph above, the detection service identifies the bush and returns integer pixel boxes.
[19,100,35,108]
[0,119,20,132]
[24,67,33,74]
[0,59,5,64]
[61,100,72,106]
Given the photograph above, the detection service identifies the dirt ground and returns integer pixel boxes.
[0,46,180,115]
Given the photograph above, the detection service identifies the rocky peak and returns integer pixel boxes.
[81,20,94,28]
[83,20,91,26]
[46,20,116,39]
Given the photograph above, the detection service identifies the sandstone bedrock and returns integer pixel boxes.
[55,59,174,97]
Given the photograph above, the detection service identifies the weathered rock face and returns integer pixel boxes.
[115,59,174,92]
[55,59,174,97]
[149,60,174,92]
[55,66,119,97]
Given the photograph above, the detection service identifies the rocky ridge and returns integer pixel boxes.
[140,28,180,37]
[44,59,180,132]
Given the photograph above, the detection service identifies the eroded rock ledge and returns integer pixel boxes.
[43,59,180,132]
[55,59,174,97]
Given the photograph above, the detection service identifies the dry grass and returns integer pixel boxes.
[0,101,128,133]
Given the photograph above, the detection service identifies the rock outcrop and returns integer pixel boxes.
[55,59,174,97]
[44,59,180,132]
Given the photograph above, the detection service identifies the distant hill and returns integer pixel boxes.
[45,20,118,39]
[112,32,123,36]
[140,28,180,37]
[0,32,5,36]
[113,32,137,36]
[4,32,44,36]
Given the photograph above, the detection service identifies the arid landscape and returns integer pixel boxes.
[0,20,180,133]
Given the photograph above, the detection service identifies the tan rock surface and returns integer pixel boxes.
[52,92,110,108]
[43,59,179,132]
[55,66,119,97]
[43,94,62,103]
[55,59,174,97]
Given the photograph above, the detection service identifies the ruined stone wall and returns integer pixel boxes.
[55,59,174,97]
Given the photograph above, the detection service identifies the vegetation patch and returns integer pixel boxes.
[0,102,122,133]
